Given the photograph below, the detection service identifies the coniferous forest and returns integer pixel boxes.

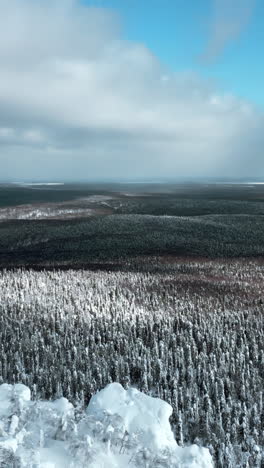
[0,260,263,467]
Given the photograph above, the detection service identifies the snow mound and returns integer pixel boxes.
[88,382,175,451]
[0,382,213,468]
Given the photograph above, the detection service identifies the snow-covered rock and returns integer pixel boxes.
[0,382,213,468]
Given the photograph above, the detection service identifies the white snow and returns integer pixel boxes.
[0,382,213,468]
[0,206,94,220]
[79,195,114,202]
[88,382,175,451]
[13,182,65,186]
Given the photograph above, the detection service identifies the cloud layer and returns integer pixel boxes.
[200,0,255,63]
[0,0,263,180]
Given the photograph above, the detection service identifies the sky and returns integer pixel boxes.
[0,0,263,181]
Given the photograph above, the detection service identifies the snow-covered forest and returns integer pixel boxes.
[0,261,263,467]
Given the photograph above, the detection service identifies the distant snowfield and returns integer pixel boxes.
[0,194,116,221]
[213,181,264,185]
[12,182,65,186]
[0,382,213,468]
[79,195,114,202]
[0,205,95,220]
[245,182,264,185]
[119,192,150,197]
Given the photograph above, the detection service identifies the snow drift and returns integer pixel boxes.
[0,382,213,467]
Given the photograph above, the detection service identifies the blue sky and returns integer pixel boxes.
[84,0,264,107]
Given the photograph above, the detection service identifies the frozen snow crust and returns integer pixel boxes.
[0,382,213,467]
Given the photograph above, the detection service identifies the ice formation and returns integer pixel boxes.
[0,382,213,467]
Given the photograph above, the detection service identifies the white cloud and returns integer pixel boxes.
[0,127,15,139]
[200,0,255,63]
[0,0,263,180]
